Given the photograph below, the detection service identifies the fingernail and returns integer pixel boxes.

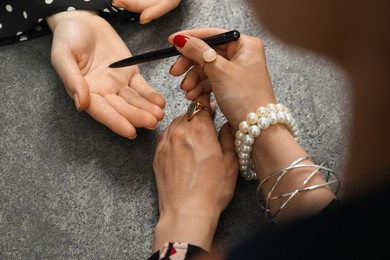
[180,77,186,89]
[73,93,81,112]
[169,63,175,74]
[140,19,151,25]
[173,35,189,48]
[128,134,137,140]
[112,0,126,8]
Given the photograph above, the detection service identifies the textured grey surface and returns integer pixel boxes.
[0,0,351,259]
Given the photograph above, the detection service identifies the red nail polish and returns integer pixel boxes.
[173,35,189,48]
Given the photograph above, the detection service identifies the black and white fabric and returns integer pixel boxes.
[0,0,138,45]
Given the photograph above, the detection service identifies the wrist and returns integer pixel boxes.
[230,99,276,131]
[235,103,299,180]
[46,10,99,31]
[252,124,306,180]
[153,209,220,252]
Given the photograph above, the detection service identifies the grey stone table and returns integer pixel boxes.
[0,0,351,259]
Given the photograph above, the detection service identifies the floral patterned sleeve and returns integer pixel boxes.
[147,242,208,260]
[0,0,138,45]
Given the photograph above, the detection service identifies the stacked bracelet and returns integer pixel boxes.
[255,156,340,222]
[234,103,299,181]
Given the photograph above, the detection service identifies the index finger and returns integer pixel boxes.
[168,27,230,47]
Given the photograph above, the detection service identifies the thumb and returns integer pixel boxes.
[51,45,90,111]
[139,1,180,24]
[219,123,239,169]
[139,4,168,24]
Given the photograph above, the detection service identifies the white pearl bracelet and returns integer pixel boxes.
[234,103,299,181]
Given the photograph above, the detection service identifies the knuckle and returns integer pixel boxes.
[190,38,202,49]
[252,38,265,51]
[244,35,265,51]
[193,119,213,134]
[171,126,186,139]
[191,38,208,52]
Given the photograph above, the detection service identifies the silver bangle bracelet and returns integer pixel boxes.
[256,156,340,222]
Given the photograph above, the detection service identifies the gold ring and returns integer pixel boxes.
[201,49,217,69]
[186,101,213,121]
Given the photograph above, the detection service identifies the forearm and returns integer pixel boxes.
[252,124,336,222]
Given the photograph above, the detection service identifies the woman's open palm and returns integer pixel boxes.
[49,11,165,139]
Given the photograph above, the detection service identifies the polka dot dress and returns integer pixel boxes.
[0,0,139,45]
